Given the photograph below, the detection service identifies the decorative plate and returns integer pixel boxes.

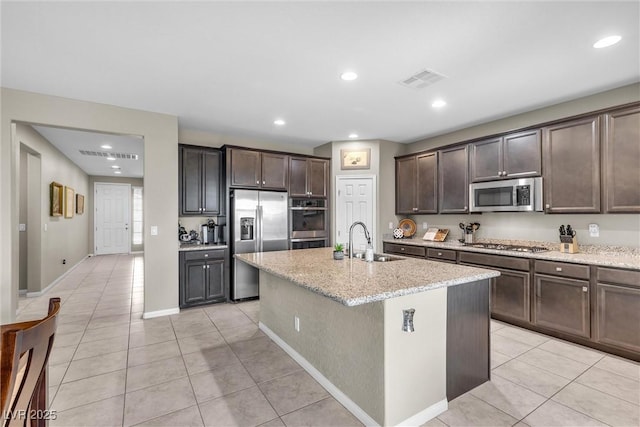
[393,228,404,239]
[398,218,417,237]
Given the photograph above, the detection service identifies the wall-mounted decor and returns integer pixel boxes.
[64,186,75,218]
[76,194,85,214]
[50,182,64,217]
[340,148,371,170]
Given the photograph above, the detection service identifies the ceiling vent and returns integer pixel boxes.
[398,68,446,90]
[79,150,139,160]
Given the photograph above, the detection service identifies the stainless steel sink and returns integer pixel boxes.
[352,252,402,262]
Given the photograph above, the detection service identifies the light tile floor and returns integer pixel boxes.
[15,254,640,427]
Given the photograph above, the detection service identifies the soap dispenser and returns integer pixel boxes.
[365,240,374,262]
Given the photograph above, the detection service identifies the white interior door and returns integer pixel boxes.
[335,176,376,253]
[95,183,130,255]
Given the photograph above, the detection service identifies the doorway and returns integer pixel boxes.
[94,183,131,255]
[19,143,42,295]
[335,175,377,252]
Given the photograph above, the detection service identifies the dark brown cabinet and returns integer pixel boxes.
[179,145,221,216]
[179,249,227,308]
[542,116,601,213]
[382,242,426,258]
[229,148,288,190]
[595,268,640,353]
[395,153,438,214]
[289,157,329,198]
[603,106,640,213]
[439,145,469,213]
[470,130,541,182]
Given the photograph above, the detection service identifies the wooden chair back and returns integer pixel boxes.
[1,298,61,427]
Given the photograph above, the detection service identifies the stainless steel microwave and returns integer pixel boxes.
[469,177,543,212]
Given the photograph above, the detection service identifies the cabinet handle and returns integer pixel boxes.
[502,171,507,176]
[413,207,418,211]
[207,265,210,269]
[401,247,405,251]
[263,181,266,185]
[256,180,260,184]
[555,267,562,272]
[498,171,502,176]
[545,204,550,209]
[204,254,208,257]
[582,286,588,292]
[202,265,206,269]
[438,252,442,256]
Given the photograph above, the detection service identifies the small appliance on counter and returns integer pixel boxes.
[459,222,480,244]
[559,224,578,253]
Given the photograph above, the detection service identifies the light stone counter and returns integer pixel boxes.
[235,247,499,306]
[179,242,228,251]
[384,238,640,270]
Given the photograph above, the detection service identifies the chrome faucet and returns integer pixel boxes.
[348,221,372,259]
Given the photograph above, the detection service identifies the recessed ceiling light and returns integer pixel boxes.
[274,119,286,126]
[348,133,359,139]
[101,144,112,150]
[106,157,116,161]
[593,35,621,49]
[340,71,358,81]
[111,165,121,169]
[432,99,447,108]
[114,170,122,175]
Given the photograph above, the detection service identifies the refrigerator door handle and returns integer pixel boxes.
[258,205,263,252]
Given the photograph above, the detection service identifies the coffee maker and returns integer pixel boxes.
[201,219,224,244]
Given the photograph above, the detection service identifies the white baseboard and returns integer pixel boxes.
[397,399,448,426]
[19,289,27,295]
[143,307,179,319]
[130,251,144,254]
[26,255,89,298]
[259,322,380,427]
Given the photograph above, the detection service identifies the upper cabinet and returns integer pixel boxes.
[289,157,329,198]
[439,145,469,213]
[395,152,437,214]
[470,130,541,182]
[543,116,601,213]
[228,148,288,190]
[179,145,221,216]
[603,106,640,213]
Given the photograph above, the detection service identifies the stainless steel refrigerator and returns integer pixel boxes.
[231,189,289,300]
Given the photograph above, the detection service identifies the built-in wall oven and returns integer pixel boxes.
[289,198,328,249]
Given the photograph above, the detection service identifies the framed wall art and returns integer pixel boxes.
[50,182,64,217]
[64,186,75,218]
[340,148,371,170]
[76,194,85,214]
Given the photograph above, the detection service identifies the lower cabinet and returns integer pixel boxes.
[180,249,227,308]
[491,269,531,323]
[383,242,426,258]
[533,274,590,338]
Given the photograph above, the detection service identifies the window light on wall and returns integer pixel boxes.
[132,187,143,245]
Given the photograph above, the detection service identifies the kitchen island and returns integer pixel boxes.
[236,248,500,426]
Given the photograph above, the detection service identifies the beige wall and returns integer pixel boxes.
[1,88,179,322]
[17,124,90,293]
[88,176,145,253]
[179,128,314,155]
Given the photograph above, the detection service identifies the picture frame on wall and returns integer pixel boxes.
[76,194,85,214]
[64,186,75,218]
[50,182,64,217]
[340,148,371,170]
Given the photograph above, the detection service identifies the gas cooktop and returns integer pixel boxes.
[465,243,549,253]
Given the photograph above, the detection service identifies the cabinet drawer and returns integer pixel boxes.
[535,260,590,280]
[182,249,225,262]
[384,243,425,258]
[597,267,640,289]
[427,248,457,262]
[459,251,529,271]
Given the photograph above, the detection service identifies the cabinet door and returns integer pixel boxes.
[308,159,328,197]
[289,157,309,197]
[205,259,225,301]
[543,117,600,213]
[396,157,417,214]
[202,150,220,215]
[489,268,530,323]
[503,130,541,178]
[230,149,261,188]
[439,145,469,213]
[262,153,288,190]
[180,147,203,215]
[470,137,502,182]
[604,106,640,213]
[533,274,590,338]
[183,260,207,306]
[416,153,438,213]
[595,283,640,352]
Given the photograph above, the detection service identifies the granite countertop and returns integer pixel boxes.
[235,247,499,307]
[383,238,640,270]
[179,242,228,251]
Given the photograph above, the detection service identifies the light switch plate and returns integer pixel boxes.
[588,223,599,237]
[150,226,158,236]
[388,222,394,230]
[422,222,428,229]
[19,223,26,232]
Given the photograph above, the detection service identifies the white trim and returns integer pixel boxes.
[334,174,377,251]
[143,307,179,319]
[18,289,27,295]
[26,255,89,297]
[94,182,132,255]
[260,322,380,427]
[396,399,448,427]
[130,251,144,255]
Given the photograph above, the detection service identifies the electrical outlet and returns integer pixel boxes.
[294,316,300,332]
[62,259,66,265]
[388,222,394,230]
[589,223,599,237]
[422,222,428,229]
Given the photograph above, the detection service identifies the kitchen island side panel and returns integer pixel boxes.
[259,270,386,424]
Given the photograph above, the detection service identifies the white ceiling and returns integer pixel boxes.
[2,1,639,151]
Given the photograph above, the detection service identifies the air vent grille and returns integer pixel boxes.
[79,150,139,160]
[398,68,446,89]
